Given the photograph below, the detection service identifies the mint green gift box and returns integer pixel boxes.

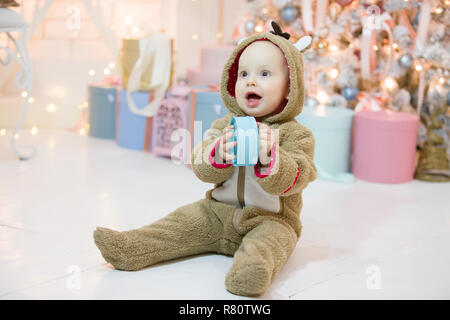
[296,106,354,174]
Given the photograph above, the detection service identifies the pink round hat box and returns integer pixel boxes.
[352,110,419,183]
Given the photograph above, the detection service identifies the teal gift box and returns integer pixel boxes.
[88,84,117,139]
[188,87,228,148]
[116,90,153,151]
[296,106,354,174]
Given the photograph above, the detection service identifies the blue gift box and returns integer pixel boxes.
[296,106,354,174]
[88,85,117,139]
[188,88,228,148]
[116,90,153,151]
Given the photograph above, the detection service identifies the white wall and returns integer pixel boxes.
[0,0,247,129]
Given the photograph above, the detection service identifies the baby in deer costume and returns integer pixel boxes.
[94,22,317,297]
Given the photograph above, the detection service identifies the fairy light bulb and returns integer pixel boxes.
[28,97,34,104]
[392,43,398,49]
[46,104,57,113]
[88,69,95,76]
[317,90,329,105]
[192,34,198,40]
[435,7,443,14]
[373,45,379,51]
[79,128,86,135]
[0,129,6,136]
[384,77,398,91]
[31,126,38,136]
[108,62,115,69]
[329,68,339,79]
[125,16,133,25]
[255,25,263,33]
[104,68,110,75]
[439,77,445,84]
[329,44,338,52]
[415,64,423,71]
[21,91,28,98]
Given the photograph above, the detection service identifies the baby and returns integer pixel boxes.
[94,22,317,297]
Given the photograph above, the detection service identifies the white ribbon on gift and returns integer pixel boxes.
[360,9,394,80]
[126,33,172,117]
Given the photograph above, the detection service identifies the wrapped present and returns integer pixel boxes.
[187,45,235,86]
[151,84,190,160]
[352,110,419,183]
[87,78,120,140]
[296,106,355,183]
[116,90,153,151]
[188,86,228,149]
[119,35,174,92]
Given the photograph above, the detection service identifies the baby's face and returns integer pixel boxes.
[235,41,289,118]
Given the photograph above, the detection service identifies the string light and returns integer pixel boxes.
[125,16,133,25]
[28,97,34,104]
[383,77,398,91]
[79,128,86,135]
[14,134,20,140]
[108,62,115,69]
[0,129,6,136]
[392,43,398,49]
[216,32,223,39]
[329,68,339,79]
[104,68,111,75]
[21,91,28,98]
[439,77,445,84]
[88,69,95,76]
[255,25,263,33]
[373,45,379,51]
[415,64,423,71]
[434,7,443,14]
[348,43,354,48]
[78,101,89,109]
[317,90,330,105]
[262,8,268,14]
[329,44,338,52]
[31,126,38,135]
[192,34,199,40]
[46,104,57,113]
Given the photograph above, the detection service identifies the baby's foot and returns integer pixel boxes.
[225,253,272,297]
[93,227,140,271]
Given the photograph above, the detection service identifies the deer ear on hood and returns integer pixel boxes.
[294,36,312,53]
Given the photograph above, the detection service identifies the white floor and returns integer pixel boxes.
[1,129,449,300]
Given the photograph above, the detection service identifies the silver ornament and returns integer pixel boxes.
[399,53,413,69]
[244,20,256,34]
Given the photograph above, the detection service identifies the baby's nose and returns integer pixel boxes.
[246,78,257,86]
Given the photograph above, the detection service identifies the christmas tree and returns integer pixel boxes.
[233,0,449,181]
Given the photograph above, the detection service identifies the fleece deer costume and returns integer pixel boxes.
[94,23,317,297]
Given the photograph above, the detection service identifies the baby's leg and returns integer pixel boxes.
[93,199,222,271]
[225,219,298,297]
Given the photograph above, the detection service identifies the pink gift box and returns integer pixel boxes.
[352,110,419,184]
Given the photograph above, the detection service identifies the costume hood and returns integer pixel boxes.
[220,23,312,124]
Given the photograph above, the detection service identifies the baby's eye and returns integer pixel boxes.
[240,71,248,77]
[261,70,271,77]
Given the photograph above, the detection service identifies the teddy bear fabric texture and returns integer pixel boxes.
[93,31,317,297]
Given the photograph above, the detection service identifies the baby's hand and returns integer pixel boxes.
[217,125,237,164]
[258,122,275,166]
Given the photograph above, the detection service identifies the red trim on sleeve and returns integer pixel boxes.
[254,142,277,178]
[281,167,300,195]
[209,139,232,169]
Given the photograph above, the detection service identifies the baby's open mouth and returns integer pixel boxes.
[245,92,262,108]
